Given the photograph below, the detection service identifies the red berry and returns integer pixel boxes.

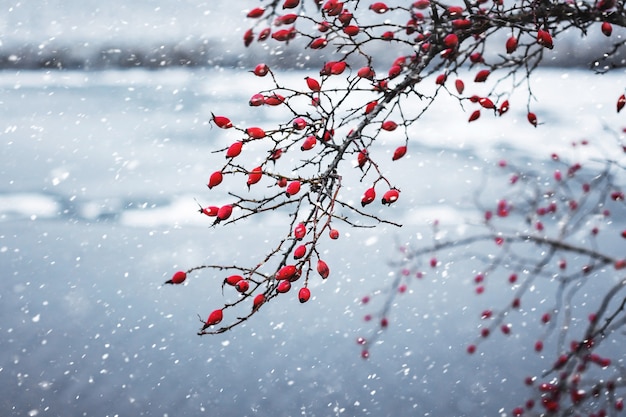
[618,94,625,113]
[361,187,376,207]
[343,25,360,36]
[277,280,291,293]
[252,294,265,312]
[246,127,266,139]
[276,13,298,25]
[301,135,317,151]
[447,5,464,16]
[479,97,495,109]
[382,120,398,131]
[369,2,389,13]
[388,65,402,79]
[200,206,219,217]
[276,265,298,281]
[375,80,389,91]
[468,109,481,122]
[305,76,321,92]
[361,104,377,120]
[293,245,307,259]
[247,166,263,188]
[207,171,223,189]
[357,66,375,79]
[537,29,553,49]
[469,52,483,63]
[264,94,285,106]
[224,275,244,286]
[512,407,524,416]
[309,37,328,49]
[203,309,223,329]
[298,287,311,303]
[320,61,334,75]
[329,229,339,239]
[276,177,287,188]
[249,93,265,106]
[317,259,330,279]
[165,270,187,285]
[441,48,455,60]
[505,36,518,53]
[247,7,265,18]
[330,61,347,75]
[474,69,490,82]
[294,223,306,240]
[455,79,464,94]
[293,117,307,130]
[272,28,297,42]
[226,141,243,158]
[286,181,301,197]
[601,21,613,36]
[381,189,400,205]
[253,63,269,77]
[212,113,233,129]
[269,148,283,161]
[443,33,458,48]
[451,19,471,29]
[498,100,509,115]
[318,21,331,32]
[257,28,271,41]
[357,149,369,167]
[392,145,407,161]
[243,29,254,47]
[527,112,538,127]
[338,10,353,25]
[216,205,233,221]
[235,280,250,293]
[283,0,299,9]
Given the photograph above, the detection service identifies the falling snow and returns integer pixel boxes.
[0,1,625,416]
